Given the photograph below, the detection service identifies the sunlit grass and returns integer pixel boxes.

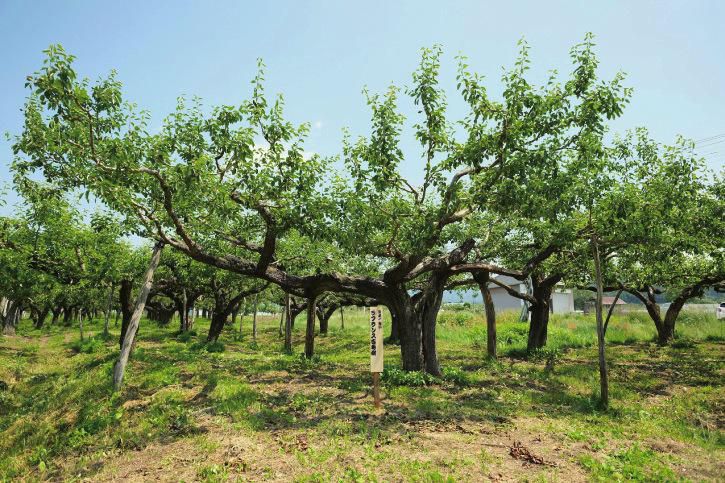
[0,308,722,480]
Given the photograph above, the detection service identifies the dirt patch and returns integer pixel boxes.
[92,417,306,482]
[121,399,150,411]
[83,375,720,482]
[646,436,725,481]
[87,413,594,482]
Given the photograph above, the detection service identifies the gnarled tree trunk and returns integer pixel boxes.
[629,283,707,346]
[418,274,447,376]
[62,305,74,326]
[2,301,19,335]
[51,306,62,325]
[207,287,264,342]
[32,306,49,330]
[660,302,683,344]
[387,288,423,372]
[174,291,190,333]
[208,310,229,342]
[118,279,135,349]
[316,305,336,335]
[527,276,560,352]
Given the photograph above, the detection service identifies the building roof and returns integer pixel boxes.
[490,274,524,286]
[601,296,626,305]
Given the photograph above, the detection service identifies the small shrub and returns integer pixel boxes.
[382,368,436,387]
[197,463,229,482]
[527,347,561,363]
[280,353,322,371]
[67,427,90,450]
[671,338,696,349]
[96,331,114,342]
[190,341,225,353]
[176,331,195,342]
[27,446,49,473]
[342,467,366,481]
[441,367,471,386]
[382,367,470,387]
[206,341,225,353]
[145,391,195,436]
[189,341,205,351]
[70,336,104,354]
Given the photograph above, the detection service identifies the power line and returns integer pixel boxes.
[695,139,725,150]
[693,133,725,144]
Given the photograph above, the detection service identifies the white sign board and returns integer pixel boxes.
[370,307,384,372]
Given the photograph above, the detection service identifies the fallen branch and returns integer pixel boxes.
[509,441,557,467]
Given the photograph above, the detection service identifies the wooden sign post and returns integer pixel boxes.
[370,307,383,408]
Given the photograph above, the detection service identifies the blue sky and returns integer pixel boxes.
[1,0,724,212]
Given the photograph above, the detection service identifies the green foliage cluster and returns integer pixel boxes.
[70,334,106,353]
[190,340,226,353]
[382,366,470,387]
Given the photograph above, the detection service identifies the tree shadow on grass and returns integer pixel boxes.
[609,343,723,389]
[78,351,117,370]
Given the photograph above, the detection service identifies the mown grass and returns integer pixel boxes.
[0,308,722,481]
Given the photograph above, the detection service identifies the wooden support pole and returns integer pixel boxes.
[304,296,317,358]
[284,293,292,353]
[113,242,164,391]
[103,283,114,337]
[238,297,245,336]
[372,372,381,409]
[252,293,258,341]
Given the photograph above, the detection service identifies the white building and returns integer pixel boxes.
[487,275,574,315]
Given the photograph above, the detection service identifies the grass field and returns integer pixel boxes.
[0,308,723,481]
